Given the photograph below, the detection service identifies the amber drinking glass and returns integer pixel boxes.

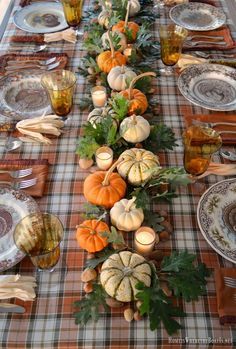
[183,125,222,177]
[14,213,64,272]
[41,70,76,117]
[159,24,188,75]
[61,0,83,27]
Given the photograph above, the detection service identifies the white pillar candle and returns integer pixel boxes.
[134,227,157,255]
[95,146,113,170]
[91,86,107,108]
[123,44,133,58]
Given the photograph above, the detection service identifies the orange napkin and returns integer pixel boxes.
[183,26,236,51]
[215,268,236,325]
[0,159,49,197]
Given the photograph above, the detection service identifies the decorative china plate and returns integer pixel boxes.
[169,2,226,31]
[178,64,236,111]
[13,2,68,34]
[197,179,236,264]
[0,69,51,121]
[0,188,39,271]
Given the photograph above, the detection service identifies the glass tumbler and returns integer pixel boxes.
[41,70,77,117]
[61,0,83,27]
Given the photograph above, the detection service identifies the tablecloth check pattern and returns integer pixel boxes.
[0,0,235,348]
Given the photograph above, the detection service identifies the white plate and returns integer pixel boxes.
[13,2,68,34]
[178,64,236,111]
[0,188,39,271]
[197,179,236,264]
[169,2,226,31]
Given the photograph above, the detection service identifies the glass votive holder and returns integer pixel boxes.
[41,70,76,117]
[134,226,157,255]
[95,146,113,170]
[91,86,107,108]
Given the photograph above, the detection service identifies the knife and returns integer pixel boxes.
[209,59,236,68]
[0,303,25,314]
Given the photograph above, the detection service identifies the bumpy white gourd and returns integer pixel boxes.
[87,107,117,128]
[107,65,137,91]
[120,114,150,143]
[129,0,141,16]
[101,30,127,52]
[98,10,110,28]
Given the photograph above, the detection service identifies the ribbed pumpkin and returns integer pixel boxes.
[119,114,150,143]
[107,65,137,91]
[97,30,127,74]
[100,251,151,302]
[117,148,160,186]
[98,9,110,28]
[87,107,118,128]
[101,30,127,52]
[112,2,139,42]
[119,72,156,115]
[76,219,110,253]
[110,197,144,231]
[129,0,141,16]
[83,160,127,209]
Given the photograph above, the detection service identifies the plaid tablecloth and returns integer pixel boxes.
[0,0,235,348]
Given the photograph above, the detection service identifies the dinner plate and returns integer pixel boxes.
[13,2,68,34]
[169,2,226,31]
[197,179,236,264]
[178,64,236,111]
[0,69,51,121]
[0,188,39,271]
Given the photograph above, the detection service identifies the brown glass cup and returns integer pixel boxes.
[14,212,64,272]
[61,0,83,27]
[41,70,76,117]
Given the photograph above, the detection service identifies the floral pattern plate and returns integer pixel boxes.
[0,188,39,271]
[169,2,226,31]
[13,2,68,34]
[178,64,236,111]
[0,69,51,121]
[197,179,236,264]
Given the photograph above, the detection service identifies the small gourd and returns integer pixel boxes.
[98,9,110,28]
[101,30,127,52]
[112,2,139,42]
[119,72,156,115]
[119,114,150,143]
[129,0,141,16]
[110,197,144,231]
[87,107,118,128]
[107,65,137,91]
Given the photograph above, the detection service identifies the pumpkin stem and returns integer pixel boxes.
[107,29,115,58]
[121,65,126,74]
[124,1,130,28]
[128,72,156,100]
[131,114,137,124]
[102,158,124,186]
[125,197,136,212]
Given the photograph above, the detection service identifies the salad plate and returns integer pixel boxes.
[197,178,236,264]
[169,2,226,31]
[13,2,68,34]
[0,188,39,271]
[178,64,236,111]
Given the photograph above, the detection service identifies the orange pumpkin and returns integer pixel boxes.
[97,30,126,73]
[119,72,156,115]
[83,160,127,209]
[112,2,139,42]
[76,219,110,253]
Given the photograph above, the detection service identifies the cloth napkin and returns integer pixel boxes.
[0,275,36,301]
[177,54,206,71]
[44,28,77,44]
[16,114,65,144]
[215,268,236,325]
[0,159,49,197]
[197,162,236,179]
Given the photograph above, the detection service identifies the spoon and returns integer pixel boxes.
[220,149,236,161]
[194,51,236,59]
[0,137,22,152]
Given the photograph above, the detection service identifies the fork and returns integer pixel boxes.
[0,178,37,190]
[187,35,224,41]
[5,61,60,72]
[224,276,236,288]
[7,57,57,66]
[185,41,227,47]
[192,120,236,128]
[0,168,33,179]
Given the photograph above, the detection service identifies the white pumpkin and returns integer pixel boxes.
[107,65,137,91]
[100,251,151,302]
[120,114,150,143]
[101,30,127,52]
[117,148,160,186]
[87,107,118,128]
[110,197,144,231]
[98,10,110,28]
[129,0,141,16]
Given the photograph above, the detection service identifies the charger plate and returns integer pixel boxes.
[197,178,236,264]
[169,2,226,31]
[0,188,39,271]
[13,2,68,34]
[178,64,236,111]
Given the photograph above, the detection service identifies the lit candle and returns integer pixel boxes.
[134,227,158,255]
[123,44,133,58]
[95,146,113,170]
[91,86,107,107]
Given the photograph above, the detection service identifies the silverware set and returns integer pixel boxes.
[192,120,236,134]
[185,34,226,47]
[0,167,37,189]
[5,57,59,71]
